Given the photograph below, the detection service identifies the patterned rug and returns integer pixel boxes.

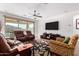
[31,39,52,56]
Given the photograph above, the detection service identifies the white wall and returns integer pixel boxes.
[37,19,45,38]
[37,11,79,37]
[73,15,79,35]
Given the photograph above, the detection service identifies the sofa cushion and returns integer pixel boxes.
[56,37,64,42]
[63,37,70,44]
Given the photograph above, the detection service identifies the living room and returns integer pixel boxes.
[0,2,79,56]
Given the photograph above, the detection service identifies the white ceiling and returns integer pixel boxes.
[0,3,79,18]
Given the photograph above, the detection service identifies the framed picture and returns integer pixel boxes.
[76,19,79,29]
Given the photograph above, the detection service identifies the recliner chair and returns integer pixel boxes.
[0,33,18,56]
[0,33,32,56]
[26,31,35,41]
[14,30,27,42]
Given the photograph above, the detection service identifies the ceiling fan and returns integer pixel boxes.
[32,10,42,18]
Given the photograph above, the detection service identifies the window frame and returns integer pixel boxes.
[4,16,35,38]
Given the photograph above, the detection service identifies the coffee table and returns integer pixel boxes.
[32,39,51,56]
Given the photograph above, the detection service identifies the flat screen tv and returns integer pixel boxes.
[45,21,59,30]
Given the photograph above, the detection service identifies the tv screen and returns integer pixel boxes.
[45,21,59,30]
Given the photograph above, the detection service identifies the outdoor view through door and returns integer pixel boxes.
[5,17,35,38]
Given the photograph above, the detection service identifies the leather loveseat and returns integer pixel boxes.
[14,30,35,42]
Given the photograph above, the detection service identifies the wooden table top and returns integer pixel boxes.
[17,43,33,52]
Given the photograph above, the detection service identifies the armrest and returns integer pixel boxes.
[49,40,74,49]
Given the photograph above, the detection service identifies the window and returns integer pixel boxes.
[5,17,18,37]
[18,20,27,30]
[5,17,35,38]
[28,22,35,34]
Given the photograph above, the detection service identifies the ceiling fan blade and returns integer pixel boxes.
[37,16,42,18]
[34,15,42,18]
[34,10,36,13]
[33,14,36,16]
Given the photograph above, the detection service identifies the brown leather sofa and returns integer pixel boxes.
[40,32,65,40]
[14,30,35,42]
[49,34,79,56]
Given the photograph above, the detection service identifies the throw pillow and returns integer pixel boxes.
[63,37,70,44]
